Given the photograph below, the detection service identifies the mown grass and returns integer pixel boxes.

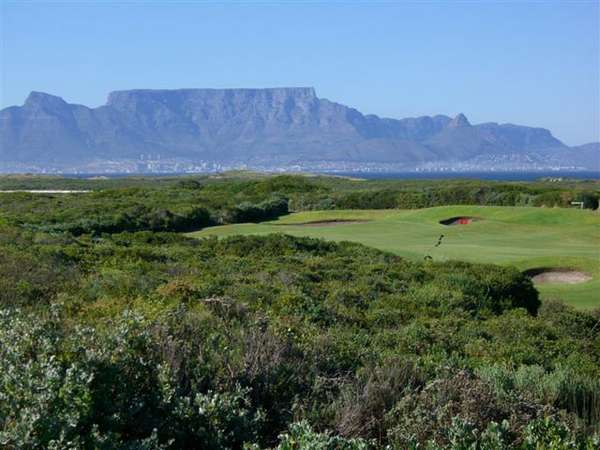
[190,206,600,309]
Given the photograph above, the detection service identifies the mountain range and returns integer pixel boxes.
[1,87,597,173]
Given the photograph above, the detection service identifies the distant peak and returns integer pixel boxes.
[24,91,67,108]
[448,113,471,128]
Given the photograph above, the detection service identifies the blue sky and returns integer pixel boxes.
[1,1,598,145]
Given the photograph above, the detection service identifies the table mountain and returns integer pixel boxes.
[1,87,597,171]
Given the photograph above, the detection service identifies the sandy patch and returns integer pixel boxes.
[439,216,480,226]
[279,220,371,227]
[524,268,592,284]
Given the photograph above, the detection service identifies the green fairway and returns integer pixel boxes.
[190,206,600,309]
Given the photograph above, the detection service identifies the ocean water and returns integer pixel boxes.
[318,171,600,181]
[61,170,600,181]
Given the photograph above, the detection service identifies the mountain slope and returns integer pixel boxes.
[0,88,596,171]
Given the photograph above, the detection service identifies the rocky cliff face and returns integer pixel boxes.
[1,87,595,170]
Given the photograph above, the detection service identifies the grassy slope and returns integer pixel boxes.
[190,206,600,309]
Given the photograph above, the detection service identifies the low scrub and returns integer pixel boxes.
[0,229,599,448]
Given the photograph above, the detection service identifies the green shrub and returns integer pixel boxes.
[267,421,373,450]
[0,225,598,448]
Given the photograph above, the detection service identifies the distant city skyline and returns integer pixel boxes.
[1,1,598,145]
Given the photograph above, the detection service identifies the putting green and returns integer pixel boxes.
[189,206,600,309]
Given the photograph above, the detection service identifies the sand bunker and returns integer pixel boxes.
[524,268,592,284]
[281,220,370,227]
[439,216,480,226]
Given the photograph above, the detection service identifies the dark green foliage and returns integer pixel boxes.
[0,174,598,238]
[0,173,599,448]
[577,191,600,210]
[429,261,540,315]
[0,175,308,236]
[304,184,600,211]
[221,196,289,223]
[0,227,598,448]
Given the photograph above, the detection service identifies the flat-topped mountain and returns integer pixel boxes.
[1,88,597,172]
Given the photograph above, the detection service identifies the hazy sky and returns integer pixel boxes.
[1,1,598,145]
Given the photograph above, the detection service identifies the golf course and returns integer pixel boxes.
[191,205,600,309]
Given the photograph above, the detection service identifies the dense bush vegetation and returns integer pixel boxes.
[1,174,599,448]
[0,187,288,235]
[292,183,600,211]
[0,217,599,448]
[0,174,598,236]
